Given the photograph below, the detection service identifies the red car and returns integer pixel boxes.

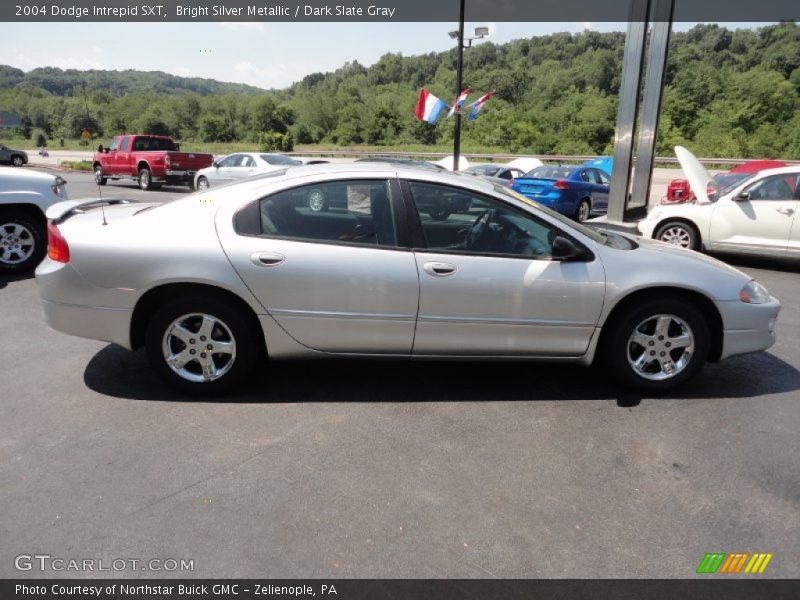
[92,134,213,191]
[665,159,788,203]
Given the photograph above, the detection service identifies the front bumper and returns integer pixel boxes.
[716,297,781,360]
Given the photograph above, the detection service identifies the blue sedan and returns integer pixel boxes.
[511,165,611,222]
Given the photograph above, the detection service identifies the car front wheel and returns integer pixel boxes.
[655,221,699,250]
[0,212,45,274]
[196,176,210,190]
[605,299,710,392]
[145,295,262,396]
[11,155,24,167]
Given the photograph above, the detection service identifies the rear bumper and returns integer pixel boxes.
[40,298,133,349]
[716,298,780,360]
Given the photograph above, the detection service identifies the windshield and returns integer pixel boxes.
[492,183,607,244]
[524,166,577,180]
[261,154,301,166]
[715,172,756,195]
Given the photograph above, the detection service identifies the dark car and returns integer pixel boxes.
[511,165,610,222]
[0,144,28,167]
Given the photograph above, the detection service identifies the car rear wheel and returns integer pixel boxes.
[605,299,709,392]
[196,176,210,190]
[655,221,698,250]
[306,188,328,212]
[576,199,591,222]
[138,168,153,191]
[145,295,262,396]
[94,165,107,185]
[0,212,46,274]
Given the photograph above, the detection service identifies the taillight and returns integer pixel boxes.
[554,180,570,190]
[164,154,171,167]
[47,221,70,263]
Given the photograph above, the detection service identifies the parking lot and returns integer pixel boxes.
[1,169,799,579]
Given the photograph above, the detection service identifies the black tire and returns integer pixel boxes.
[196,176,210,190]
[94,165,107,185]
[0,211,46,274]
[11,155,24,167]
[604,299,710,392]
[575,199,591,222]
[654,220,699,251]
[145,294,263,396]
[138,168,153,191]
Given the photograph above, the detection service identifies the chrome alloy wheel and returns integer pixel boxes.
[0,222,35,265]
[307,189,326,211]
[627,314,695,381]
[659,225,692,248]
[577,201,590,222]
[161,313,236,383]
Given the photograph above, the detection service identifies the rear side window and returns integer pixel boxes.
[237,180,397,247]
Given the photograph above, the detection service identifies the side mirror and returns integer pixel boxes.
[736,191,750,202]
[213,160,219,168]
[551,236,586,261]
[97,144,104,153]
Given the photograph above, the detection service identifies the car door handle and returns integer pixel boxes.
[423,262,457,277]
[776,208,795,216]
[251,252,285,267]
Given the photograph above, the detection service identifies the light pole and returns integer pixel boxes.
[448,4,489,172]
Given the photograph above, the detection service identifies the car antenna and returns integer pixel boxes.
[81,81,107,226]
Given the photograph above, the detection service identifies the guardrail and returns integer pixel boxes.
[287,150,800,167]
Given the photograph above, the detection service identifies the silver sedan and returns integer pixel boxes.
[36,164,780,395]
[194,152,301,189]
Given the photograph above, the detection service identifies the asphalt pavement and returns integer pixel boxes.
[0,234,798,577]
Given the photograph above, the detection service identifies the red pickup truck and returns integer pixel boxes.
[92,134,213,191]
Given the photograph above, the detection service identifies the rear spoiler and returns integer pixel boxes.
[46,198,134,221]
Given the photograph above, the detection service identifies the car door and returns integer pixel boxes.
[788,182,800,256]
[403,180,606,357]
[233,155,257,181]
[213,154,243,184]
[708,173,799,255]
[219,177,420,354]
[115,136,131,176]
[0,145,9,163]
[590,169,610,213]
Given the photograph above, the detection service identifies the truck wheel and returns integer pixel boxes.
[94,165,107,185]
[0,211,46,274]
[138,168,152,191]
[11,155,24,167]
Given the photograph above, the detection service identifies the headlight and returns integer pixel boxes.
[739,280,771,304]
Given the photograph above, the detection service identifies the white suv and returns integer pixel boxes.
[0,166,68,274]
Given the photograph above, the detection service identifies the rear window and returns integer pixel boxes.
[524,166,577,180]
[467,165,500,176]
[132,137,177,151]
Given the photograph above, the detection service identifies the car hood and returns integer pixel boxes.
[0,165,58,185]
[674,146,718,205]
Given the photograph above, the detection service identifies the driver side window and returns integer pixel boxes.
[744,174,797,201]
[407,181,558,258]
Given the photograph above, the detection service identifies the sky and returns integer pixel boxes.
[0,21,772,90]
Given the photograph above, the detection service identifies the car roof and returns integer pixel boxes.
[750,165,800,177]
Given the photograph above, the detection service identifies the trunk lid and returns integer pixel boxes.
[515,178,557,196]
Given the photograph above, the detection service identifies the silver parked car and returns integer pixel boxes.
[36,164,779,395]
[1,166,68,273]
[194,152,302,190]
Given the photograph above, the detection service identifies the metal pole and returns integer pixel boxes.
[608,0,649,222]
[452,0,465,172]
